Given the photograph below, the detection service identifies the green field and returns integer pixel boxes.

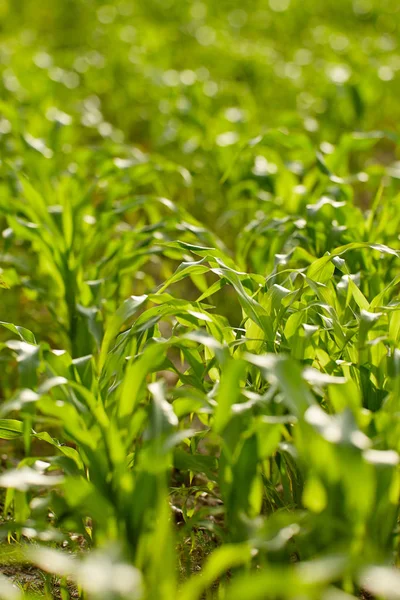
[1,0,400,598]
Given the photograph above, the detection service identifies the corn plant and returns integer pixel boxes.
[1,1,400,599]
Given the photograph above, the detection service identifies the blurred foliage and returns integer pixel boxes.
[1,0,400,599]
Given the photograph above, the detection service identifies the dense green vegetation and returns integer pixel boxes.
[1,0,400,598]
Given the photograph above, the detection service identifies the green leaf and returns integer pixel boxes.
[0,419,24,439]
[99,294,147,372]
[178,543,252,600]
[214,358,246,434]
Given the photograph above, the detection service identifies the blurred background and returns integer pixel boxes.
[0,0,400,137]
[1,0,400,339]
[1,0,400,220]
[1,0,399,150]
